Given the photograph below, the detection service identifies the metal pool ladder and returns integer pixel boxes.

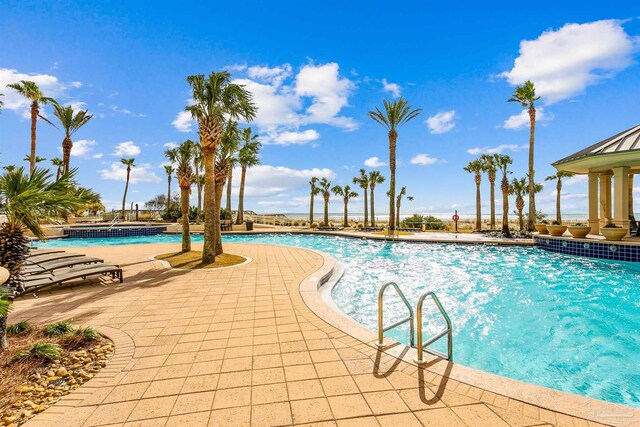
[377,284,453,363]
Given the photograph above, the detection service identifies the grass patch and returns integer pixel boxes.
[7,321,32,335]
[156,251,246,269]
[44,321,73,337]
[13,342,61,361]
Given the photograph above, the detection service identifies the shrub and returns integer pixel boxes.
[14,342,61,361]
[423,215,445,231]
[541,220,549,225]
[551,220,561,225]
[603,222,620,229]
[74,327,101,341]
[7,320,32,335]
[572,223,587,227]
[311,222,319,229]
[293,221,299,226]
[44,321,74,337]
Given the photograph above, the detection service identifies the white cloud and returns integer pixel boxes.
[163,142,178,149]
[68,139,101,158]
[500,19,639,104]
[364,156,386,168]
[410,154,439,165]
[247,64,292,87]
[467,144,528,155]
[172,111,194,133]
[99,162,161,183]
[381,78,401,98]
[110,105,146,118]
[503,107,552,130]
[426,110,456,134]
[233,165,335,197]
[113,141,141,156]
[269,129,320,146]
[70,81,82,88]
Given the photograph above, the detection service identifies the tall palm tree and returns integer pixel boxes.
[352,169,369,225]
[391,186,413,229]
[50,157,64,181]
[368,171,385,227]
[213,122,240,255]
[508,80,540,231]
[480,154,497,229]
[464,159,486,230]
[40,103,92,173]
[190,142,203,224]
[368,98,421,230]
[120,158,135,220]
[236,129,261,225]
[309,177,320,226]
[6,81,55,176]
[163,164,175,218]
[166,141,194,252]
[494,154,513,236]
[332,185,358,227]
[545,171,574,223]
[0,167,90,349]
[319,178,332,226]
[186,72,256,263]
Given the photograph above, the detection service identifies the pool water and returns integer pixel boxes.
[39,233,640,407]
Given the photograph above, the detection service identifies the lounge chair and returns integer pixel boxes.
[22,257,104,275]
[22,263,123,292]
[29,248,66,256]
[25,252,85,265]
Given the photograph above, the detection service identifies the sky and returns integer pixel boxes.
[1,1,639,218]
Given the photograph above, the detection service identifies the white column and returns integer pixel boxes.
[588,172,599,234]
[613,166,630,234]
[599,173,612,228]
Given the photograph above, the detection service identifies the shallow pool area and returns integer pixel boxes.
[38,233,640,407]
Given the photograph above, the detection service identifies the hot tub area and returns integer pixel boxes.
[62,223,169,239]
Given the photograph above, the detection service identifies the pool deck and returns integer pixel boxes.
[12,242,637,427]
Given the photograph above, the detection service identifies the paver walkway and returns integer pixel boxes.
[10,242,615,426]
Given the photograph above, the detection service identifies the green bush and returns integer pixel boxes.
[14,342,61,361]
[7,320,32,335]
[44,321,74,337]
[74,327,101,341]
[423,215,446,230]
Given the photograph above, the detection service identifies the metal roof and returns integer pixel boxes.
[553,124,640,166]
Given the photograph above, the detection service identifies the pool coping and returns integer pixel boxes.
[299,248,640,427]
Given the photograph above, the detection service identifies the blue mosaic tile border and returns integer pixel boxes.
[534,236,640,262]
[64,226,167,239]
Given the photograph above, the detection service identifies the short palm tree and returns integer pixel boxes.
[213,122,240,255]
[368,171,385,227]
[236,129,261,225]
[510,177,543,230]
[166,141,195,252]
[319,178,332,226]
[352,169,369,225]
[191,142,203,224]
[508,80,540,231]
[6,81,55,176]
[120,158,135,219]
[0,167,90,349]
[393,186,413,229]
[368,98,421,230]
[545,171,574,223]
[163,164,175,218]
[309,177,320,226]
[464,159,487,230]
[332,185,358,227]
[50,157,64,181]
[40,103,92,173]
[186,71,256,263]
[23,155,46,164]
[480,154,497,229]
[493,154,513,236]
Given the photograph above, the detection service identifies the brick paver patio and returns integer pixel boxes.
[10,242,619,426]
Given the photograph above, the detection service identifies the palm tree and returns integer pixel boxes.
[332,185,358,227]
[236,128,261,225]
[23,155,46,164]
[191,142,203,224]
[50,157,64,181]
[0,167,91,349]
[166,141,194,252]
[545,171,574,223]
[493,154,513,236]
[508,80,540,231]
[368,171,385,227]
[120,158,135,219]
[319,178,332,226]
[213,122,240,255]
[186,72,256,263]
[163,164,175,218]
[480,154,497,229]
[391,186,413,229]
[510,177,543,230]
[6,81,55,176]
[464,159,486,230]
[368,98,421,230]
[309,177,320,226]
[352,169,369,225]
[40,103,92,173]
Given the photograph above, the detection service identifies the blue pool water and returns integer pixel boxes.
[39,233,640,407]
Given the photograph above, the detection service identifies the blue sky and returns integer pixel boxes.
[1,1,639,217]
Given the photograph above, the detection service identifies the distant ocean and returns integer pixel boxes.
[269,212,590,222]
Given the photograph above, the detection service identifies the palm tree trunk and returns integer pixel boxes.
[202,148,216,263]
[501,177,511,237]
[395,200,400,229]
[309,191,314,225]
[236,166,247,225]
[62,135,73,173]
[166,175,171,219]
[343,198,348,227]
[556,180,562,223]
[226,170,233,215]
[180,186,191,252]
[516,197,524,231]
[388,130,397,230]
[29,102,38,176]
[195,164,202,224]
[214,181,224,256]
[122,170,130,220]
[324,197,329,226]
[527,106,536,231]
[475,176,482,231]
[56,167,61,181]
[489,177,496,229]
[363,188,368,226]
[370,187,376,227]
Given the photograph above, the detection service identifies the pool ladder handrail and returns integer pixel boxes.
[376,282,415,348]
[415,291,453,363]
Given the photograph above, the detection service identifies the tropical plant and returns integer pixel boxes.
[213,122,240,255]
[186,71,256,263]
[73,326,100,341]
[319,178,332,226]
[368,98,421,230]
[6,81,55,175]
[165,140,195,252]
[23,155,46,164]
[40,103,93,173]
[236,128,261,225]
[464,159,487,230]
[494,154,513,236]
[14,342,61,361]
[120,158,135,219]
[510,177,543,230]
[50,157,64,181]
[6,320,31,335]
[308,177,320,226]
[390,186,413,229]
[508,80,540,231]
[480,154,497,229]
[368,170,385,227]
[545,171,575,223]
[191,141,203,224]
[163,165,174,219]
[332,185,358,227]
[352,169,369,226]
[44,320,74,337]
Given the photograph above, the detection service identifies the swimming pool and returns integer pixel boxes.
[39,233,640,407]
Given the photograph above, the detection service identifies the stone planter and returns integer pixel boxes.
[568,226,591,239]
[546,225,568,236]
[601,227,629,241]
[534,224,549,234]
